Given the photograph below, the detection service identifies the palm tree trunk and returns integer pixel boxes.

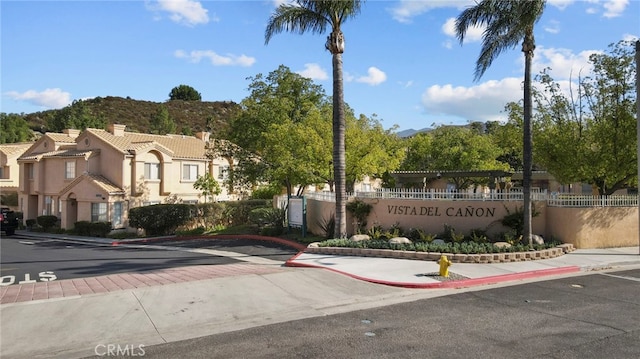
[332,52,347,238]
[523,38,534,248]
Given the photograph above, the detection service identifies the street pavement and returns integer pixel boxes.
[1,231,639,359]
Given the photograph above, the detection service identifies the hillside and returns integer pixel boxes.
[23,96,241,136]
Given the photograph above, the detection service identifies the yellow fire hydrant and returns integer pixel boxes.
[438,255,452,277]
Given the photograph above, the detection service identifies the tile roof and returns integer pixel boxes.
[0,143,33,157]
[19,149,98,161]
[46,133,77,143]
[86,129,206,160]
[59,172,124,197]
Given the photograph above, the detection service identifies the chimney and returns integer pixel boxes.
[108,124,126,136]
[195,131,210,142]
[63,129,80,138]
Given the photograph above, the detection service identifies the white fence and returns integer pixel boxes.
[295,189,638,208]
[547,194,638,207]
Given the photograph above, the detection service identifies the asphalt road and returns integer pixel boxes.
[0,236,296,286]
[132,268,640,359]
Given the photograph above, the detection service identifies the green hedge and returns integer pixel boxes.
[129,204,193,236]
[74,221,112,237]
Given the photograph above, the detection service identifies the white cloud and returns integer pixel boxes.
[532,46,599,81]
[4,88,72,109]
[296,63,328,81]
[174,49,255,67]
[389,0,473,24]
[543,20,560,34]
[603,0,629,18]
[442,17,484,43]
[421,78,522,122]
[547,0,575,10]
[355,67,387,86]
[153,0,210,26]
[622,33,639,42]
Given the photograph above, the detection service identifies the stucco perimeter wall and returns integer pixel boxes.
[546,206,638,248]
[306,197,546,239]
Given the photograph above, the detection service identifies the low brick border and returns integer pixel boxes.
[304,243,575,264]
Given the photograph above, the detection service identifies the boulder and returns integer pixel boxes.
[350,234,370,242]
[431,239,446,245]
[389,237,412,244]
[493,241,512,249]
[307,242,320,248]
[531,234,545,245]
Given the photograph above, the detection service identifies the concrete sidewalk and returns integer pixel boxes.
[1,232,639,359]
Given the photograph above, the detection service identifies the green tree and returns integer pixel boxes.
[193,173,222,203]
[533,41,637,195]
[401,126,509,189]
[346,113,404,192]
[225,66,330,197]
[488,103,525,171]
[456,0,546,247]
[168,85,202,101]
[0,113,33,143]
[149,106,177,135]
[265,0,364,239]
[45,99,106,132]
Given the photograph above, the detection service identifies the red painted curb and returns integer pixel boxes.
[284,258,581,289]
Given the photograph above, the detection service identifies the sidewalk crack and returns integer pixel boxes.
[132,292,167,343]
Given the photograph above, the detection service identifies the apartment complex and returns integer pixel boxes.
[16,124,235,230]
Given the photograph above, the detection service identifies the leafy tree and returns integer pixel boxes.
[193,173,222,203]
[488,103,525,171]
[45,99,106,132]
[0,113,33,143]
[265,0,364,239]
[533,41,637,195]
[225,66,330,197]
[345,113,404,192]
[456,0,546,247]
[149,105,176,135]
[168,85,202,101]
[400,126,509,189]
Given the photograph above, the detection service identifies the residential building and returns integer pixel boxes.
[17,124,236,230]
[0,142,33,209]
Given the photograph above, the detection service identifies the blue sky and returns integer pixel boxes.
[2,0,638,132]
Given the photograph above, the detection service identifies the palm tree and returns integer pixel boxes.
[265,0,364,238]
[455,0,545,249]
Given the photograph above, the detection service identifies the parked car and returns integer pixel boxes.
[0,207,19,236]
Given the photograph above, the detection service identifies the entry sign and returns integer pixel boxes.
[288,196,306,237]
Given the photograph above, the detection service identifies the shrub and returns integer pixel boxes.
[74,221,112,237]
[249,207,285,236]
[37,215,58,231]
[129,204,192,236]
[346,199,372,234]
[316,214,335,239]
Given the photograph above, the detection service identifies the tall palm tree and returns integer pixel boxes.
[455,0,546,248]
[265,0,363,238]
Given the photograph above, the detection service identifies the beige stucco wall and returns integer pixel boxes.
[306,197,637,249]
[546,206,639,248]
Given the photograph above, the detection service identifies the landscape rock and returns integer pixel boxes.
[389,237,412,244]
[531,234,545,245]
[307,242,320,248]
[431,239,446,245]
[493,241,512,249]
[350,234,370,242]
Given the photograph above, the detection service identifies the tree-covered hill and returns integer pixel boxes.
[21,96,241,136]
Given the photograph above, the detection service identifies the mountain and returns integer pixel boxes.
[22,96,241,136]
[396,128,432,138]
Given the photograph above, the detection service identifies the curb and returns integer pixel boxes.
[284,252,581,289]
[111,234,308,251]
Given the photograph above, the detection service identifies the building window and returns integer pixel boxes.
[182,164,198,181]
[0,166,5,179]
[65,161,76,179]
[44,196,54,215]
[112,202,123,227]
[27,164,34,179]
[218,165,229,180]
[144,163,160,180]
[91,203,108,222]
